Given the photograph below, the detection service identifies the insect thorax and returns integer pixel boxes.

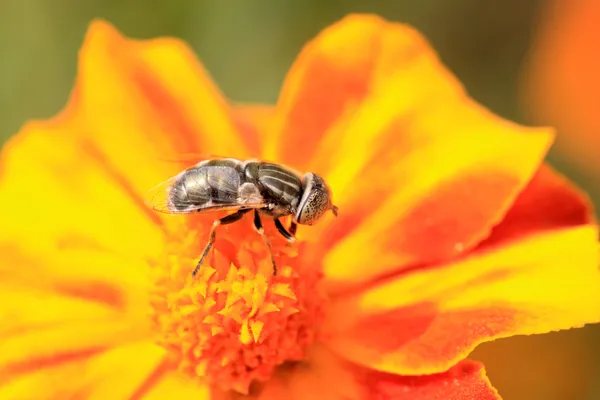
[255,163,302,211]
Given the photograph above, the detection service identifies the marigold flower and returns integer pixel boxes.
[1,14,599,400]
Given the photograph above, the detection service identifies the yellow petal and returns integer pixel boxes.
[326,225,600,375]
[0,342,166,399]
[79,342,166,400]
[271,14,553,289]
[140,371,211,400]
[0,315,149,375]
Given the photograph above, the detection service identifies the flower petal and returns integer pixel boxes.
[0,243,152,329]
[0,120,168,263]
[267,13,392,166]
[0,246,153,379]
[70,342,166,400]
[477,164,593,246]
[258,346,364,400]
[325,223,600,375]
[0,356,85,399]
[258,348,500,400]
[0,19,252,257]
[76,20,250,187]
[0,287,118,340]
[0,342,166,399]
[0,317,142,379]
[232,104,276,157]
[358,360,501,400]
[272,14,553,288]
[138,371,211,400]
[330,167,600,374]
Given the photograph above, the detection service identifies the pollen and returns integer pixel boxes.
[150,225,326,394]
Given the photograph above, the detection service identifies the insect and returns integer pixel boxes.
[149,157,338,277]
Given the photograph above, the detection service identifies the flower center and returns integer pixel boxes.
[150,219,326,394]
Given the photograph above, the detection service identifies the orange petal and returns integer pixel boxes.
[232,104,276,157]
[258,346,364,400]
[271,15,553,288]
[325,205,599,376]
[358,360,501,400]
[477,164,593,246]
[0,342,166,399]
[258,348,500,400]
[75,20,250,186]
[267,13,392,166]
[0,19,251,257]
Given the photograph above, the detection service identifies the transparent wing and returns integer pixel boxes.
[147,172,268,215]
[156,153,304,177]
[158,153,232,165]
[204,166,241,196]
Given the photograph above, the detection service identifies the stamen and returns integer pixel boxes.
[150,228,326,394]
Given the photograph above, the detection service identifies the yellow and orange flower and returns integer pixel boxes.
[1,14,599,400]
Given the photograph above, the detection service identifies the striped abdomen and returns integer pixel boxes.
[169,159,244,211]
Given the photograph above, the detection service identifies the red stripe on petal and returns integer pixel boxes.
[232,104,276,157]
[75,342,167,399]
[0,319,144,379]
[131,34,250,159]
[326,225,600,375]
[57,280,127,311]
[280,15,554,290]
[0,347,105,381]
[479,164,593,246]
[319,168,523,293]
[268,17,376,165]
[81,138,165,228]
[339,302,438,353]
[359,360,501,400]
[0,342,167,400]
[129,358,171,400]
[340,305,517,371]
[0,120,170,264]
[131,65,203,153]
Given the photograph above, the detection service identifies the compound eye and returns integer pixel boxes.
[296,187,330,225]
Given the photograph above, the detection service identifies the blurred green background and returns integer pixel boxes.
[1,1,599,399]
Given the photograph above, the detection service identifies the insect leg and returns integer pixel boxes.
[253,210,277,276]
[289,221,297,237]
[192,209,251,277]
[274,218,295,242]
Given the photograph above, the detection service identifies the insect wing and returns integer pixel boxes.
[147,172,268,215]
[147,174,189,214]
[205,166,241,196]
[156,153,301,175]
[157,153,248,170]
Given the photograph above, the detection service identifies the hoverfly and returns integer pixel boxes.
[149,157,338,277]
